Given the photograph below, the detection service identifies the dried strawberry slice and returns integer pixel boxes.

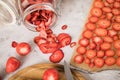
[79,38,89,47]
[60,36,71,47]
[11,41,18,48]
[108,29,117,37]
[6,57,20,73]
[16,42,31,56]
[34,36,47,45]
[57,33,70,42]
[49,49,64,63]
[92,36,103,45]
[39,43,49,53]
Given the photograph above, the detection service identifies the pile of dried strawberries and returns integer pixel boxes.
[73,0,120,68]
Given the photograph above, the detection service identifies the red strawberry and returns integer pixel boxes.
[89,42,96,49]
[92,36,103,45]
[39,43,48,53]
[94,28,107,37]
[108,29,117,37]
[74,55,84,64]
[57,33,70,42]
[16,42,31,56]
[43,68,59,80]
[86,50,96,59]
[60,36,71,47]
[61,25,68,30]
[49,49,64,63]
[94,58,104,68]
[70,42,76,48]
[103,36,113,43]
[34,36,47,45]
[6,57,20,73]
[79,38,89,47]
[11,41,18,48]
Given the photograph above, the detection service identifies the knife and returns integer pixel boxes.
[64,60,74,80]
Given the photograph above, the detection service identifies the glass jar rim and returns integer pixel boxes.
[0,0,16,24]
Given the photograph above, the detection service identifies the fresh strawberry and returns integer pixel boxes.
[112,22,120,31]
[16,42,31,56]
[95,28,107,37]
[6,57,20,73]
[89,42,96,49]
[114,1,120,8]
[94,58,104,68]
[88,16,98,23]
[101,42,111,50]
[108,29,117,37]
[93,1,104,8]
[90,7,102,17]
[49,49,64,63]
[106,12,113,20]
[97,50,105,58]
[115,15,120,23]
[105,49,115,57]
[79,38,89,47]
[86,50,96,59]
[85,22,96,30]
[84,58,91,64]
[82,30,93,39]
[116,49,120,57]
[76,46,86,55]
[113,40,120,49]
[116,57,120,66]
[74,55,84,64]
[103,36,113,43]
[112,8,120,15]
[92,36,103,45]
[113,35,119,41]
[43,68,59,80]
[105,57,116,66]
[97,19,111,28]
[102,7,112,13]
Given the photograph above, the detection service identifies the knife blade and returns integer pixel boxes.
[64,60,74,80]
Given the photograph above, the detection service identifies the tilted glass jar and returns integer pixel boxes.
[18,0,61,32]
[0,0,20,25]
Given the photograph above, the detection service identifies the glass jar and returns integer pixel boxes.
[18,0,61,32]
[0,0,20,25]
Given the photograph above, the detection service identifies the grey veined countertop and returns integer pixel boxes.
[0,0,120,80]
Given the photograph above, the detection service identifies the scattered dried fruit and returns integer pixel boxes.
[49,49,64,63]
[6,57,20,73]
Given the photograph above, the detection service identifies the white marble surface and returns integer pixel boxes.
[0,0,120,80]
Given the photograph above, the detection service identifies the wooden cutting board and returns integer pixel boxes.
[70,0,120,72]
[9,63,87,80]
